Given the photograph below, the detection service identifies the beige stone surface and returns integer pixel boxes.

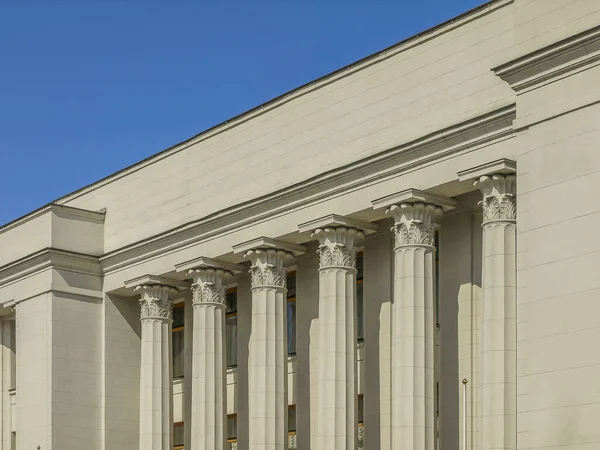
[1,1,600,449]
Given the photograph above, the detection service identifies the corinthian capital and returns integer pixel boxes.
[313,227,362,269]
[125,275,187,321]
[188,268,230,305]
[233,237,305,289]
[474,174,516,223]
[388,203,442,247]
[298,214,377,270]
[176,257,243,305]
[136,285,180,320]
[245,249,291,288]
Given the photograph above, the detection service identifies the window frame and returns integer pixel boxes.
[172,301,185,380]
[226,287,238,368]
[356,251,365,343]
[287,270,297,356]
[173,421,184,450]
[227,413,238,447]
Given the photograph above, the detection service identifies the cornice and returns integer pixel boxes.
[98,103,517,275]
[457,158,516,182]
[493,24,600,93]
[297,214,378,235]
[0,204,105,235]
[232,237,306,256]
[371,188,457,212]
[0,248,101,288]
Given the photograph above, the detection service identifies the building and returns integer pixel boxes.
[1,0,600,449]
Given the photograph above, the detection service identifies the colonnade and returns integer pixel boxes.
[129,162,517,450]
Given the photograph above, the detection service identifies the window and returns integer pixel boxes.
[435,230,440,326]
[173,303,185,379]
[288,405,297,449]
[227,414,237,450]
[173,422,184,450]
[358,394,365,450]
[356,252,364,342]
[226,289,238,367]
[287,271,297,355]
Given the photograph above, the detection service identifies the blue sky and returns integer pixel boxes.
[0,0,485,226]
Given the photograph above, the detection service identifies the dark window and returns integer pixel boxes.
[226,289,238,367]
[287,272,297,355]
[174,422,184,449]
[357,252,364,342]
[173,303,185,379]
[227,414,237,448]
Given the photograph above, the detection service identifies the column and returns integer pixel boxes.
[313,226,362,450]
[372,189,454,450]
[244,247,291,450]
[136,282,180,450]
[0,317,15,450]
[233,237,305,450]
[387,202,442,450]
[179,258,242,450]
[474,173,517,450]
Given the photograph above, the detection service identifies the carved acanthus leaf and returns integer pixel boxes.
[313,226,361,270]
[244,249,291,289]
[192,281,225,304]
[388,202,442,248]
[188,268,230,305]
[249,263,287,288]
[474,174,517,223]
[137,285,177,320]
[479,193,516,222]
[317,242,356,268]
[392,220,437,247]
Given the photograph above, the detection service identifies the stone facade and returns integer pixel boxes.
[2,1,600,449]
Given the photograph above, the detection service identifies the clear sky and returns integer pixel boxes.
[0,0,486,226]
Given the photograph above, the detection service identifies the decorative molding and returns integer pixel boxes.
[372,188,456,212]
[0,204,105,235]
[124,274,189,291]
[457,158,516,182]
[493,24,600,93]
[175,256,243,275]
[94,105,515,276]
[313,227,362,269]
[474,174,517,223]
[244,249,291,289]
[298,214,377,235]
[136,284,179,320]
[233,237,306,257]
[0,248,101,289]
[388,203,442,247]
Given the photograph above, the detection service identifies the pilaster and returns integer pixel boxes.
[459,160,517,450]
[474,174,517,450]
[0,316,14,450]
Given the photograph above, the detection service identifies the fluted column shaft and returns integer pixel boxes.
[388,202,442,450]
[188,268,231,450]
[475,174,517,450]
[245,248,291,450]
[137,284,179,450]
[315,227,361,450]
[0,318,15,450]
